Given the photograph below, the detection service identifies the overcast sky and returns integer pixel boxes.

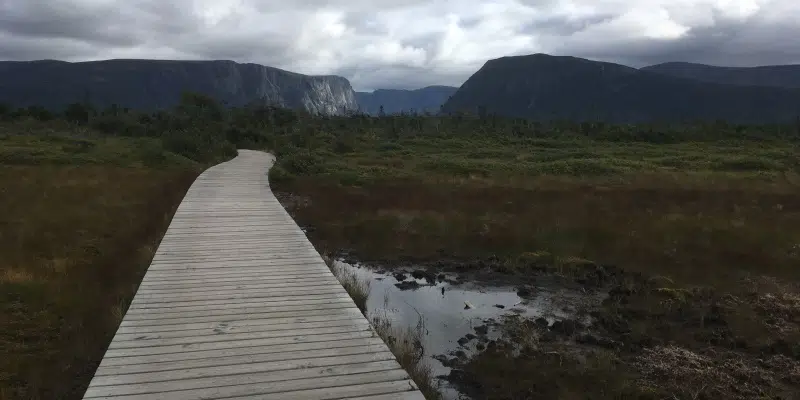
[1,0,798,91]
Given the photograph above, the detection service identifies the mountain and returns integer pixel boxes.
[0,59,358,115]
[642,62,800,88]
[355,86,458,115]
[440,54,800,123]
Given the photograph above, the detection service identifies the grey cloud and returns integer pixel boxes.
[340,64,465,92]
[522,14,617,37]
[457,17,483,30]
[0,0,140,46]
[0,32,102,60]
[342,12,389,36]
[550,9,800,67]
[179,33,294,65]
[0,0,201,54]
[0,0,798,90]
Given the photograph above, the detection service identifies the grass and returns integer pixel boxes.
[323,255,371,313]
[322,255,438,398]
[370,301,441,399]
[1,95,268,399]
[276,137,800,289]
[455,316,645,400]
[3,98,800,398]
[0,166,198,398]
[270,117,800,398]
[0,120,216,399]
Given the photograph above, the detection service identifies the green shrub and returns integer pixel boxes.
[336,171,366,186]
[281,151,325,174]
[268,164,294,184]
[89,115,146,136]
[161,130,236,163]
[713,157,782,171]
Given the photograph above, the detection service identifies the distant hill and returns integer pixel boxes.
[0,59,359,115]
[441,54,800,123]
[642,62,800,88]
[356,86,458,115]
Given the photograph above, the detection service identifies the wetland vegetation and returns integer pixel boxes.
[2,97,799,399]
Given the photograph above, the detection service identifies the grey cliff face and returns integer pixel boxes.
[301,76,359,115]
[0,59,358,115]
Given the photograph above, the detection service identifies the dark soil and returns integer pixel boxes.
[442,268,800,400]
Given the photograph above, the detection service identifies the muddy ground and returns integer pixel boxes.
[277,190,800,400]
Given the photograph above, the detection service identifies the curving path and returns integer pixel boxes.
[82,150,424,399]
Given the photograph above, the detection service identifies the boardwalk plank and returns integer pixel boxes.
[95,345,394,376]
[87,371,412,400]
[83,361,403,397]
[113,318,370,340]
[89,352,398,386]
[82,150,421,399]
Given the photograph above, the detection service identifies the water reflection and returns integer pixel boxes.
[334,260,584,399]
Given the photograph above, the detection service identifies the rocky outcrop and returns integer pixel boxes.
[0,59,358,115]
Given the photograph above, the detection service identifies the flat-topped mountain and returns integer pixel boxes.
[441,53,800,123]
[642,62,800,88]
[0,59,359,115]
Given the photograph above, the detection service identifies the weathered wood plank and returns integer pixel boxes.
[116,312,365,334]
[82,150,422,399]
[87,370,413,400]
[97,337,389,367]
[95,345,395,376]
[127,293,353,309]
[125,296,352,313]
[89,352,398,386]
[83,361,404,397]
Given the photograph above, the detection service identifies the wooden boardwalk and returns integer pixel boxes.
[82,150,424,399]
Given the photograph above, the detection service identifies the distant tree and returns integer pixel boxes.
[795,116,800,135]
[104,103,121,116]
[64,102,91,124]
[177,92,224,121]
[378,105,385,117]
[26,105,55,121]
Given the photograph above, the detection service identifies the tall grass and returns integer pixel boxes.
[322,255,440,399]
[323,255,371,313]
[0,163,198,399]
[370,297,441,400]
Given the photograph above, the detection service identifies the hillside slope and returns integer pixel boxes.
[0,59,358,115]
[356,86,458,115]
[642,62,800,88]
[441,54,800,123]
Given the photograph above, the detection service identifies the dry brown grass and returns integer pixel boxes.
[323,255,371,313]
[370,312,441,399]
[279,177,800,289]
[320,254,438,398]
[277,170,800,399]
[632,345,800,399]
[0,165,198,399]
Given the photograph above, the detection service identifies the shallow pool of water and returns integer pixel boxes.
[334,260,588,399]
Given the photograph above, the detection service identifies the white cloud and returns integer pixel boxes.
[0,0,798,90]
